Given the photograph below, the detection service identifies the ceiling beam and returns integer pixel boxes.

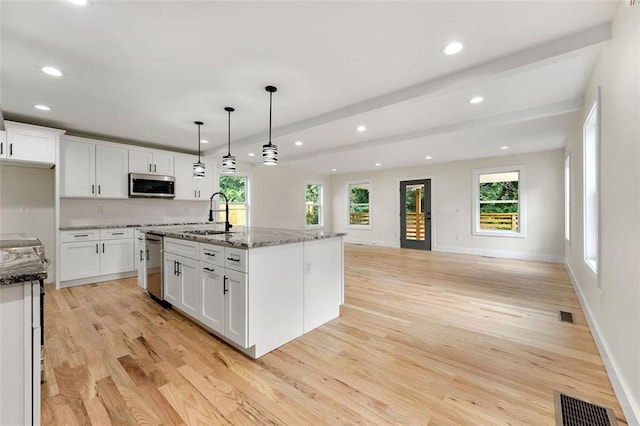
[281,98,583,163]
[209,23,609,155]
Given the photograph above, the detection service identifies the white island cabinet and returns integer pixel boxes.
[154,228,344,359]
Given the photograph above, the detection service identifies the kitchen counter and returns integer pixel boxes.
[0,247,47,285]
[141,225,346,249]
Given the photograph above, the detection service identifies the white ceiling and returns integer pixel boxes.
[1,1,619,175]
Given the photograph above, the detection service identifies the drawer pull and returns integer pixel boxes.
[111,232,125,235]
[223,276,228,294]
[203,267,215,272]
[227,257,240,262]
[204,252,217,257]
[74,234,89,237]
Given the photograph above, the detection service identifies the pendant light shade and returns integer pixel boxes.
[222,106,236,174]
[193,121,205,178]
[262,85,278,166]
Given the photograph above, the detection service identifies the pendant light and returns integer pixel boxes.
[222,107,236,174]
[262,85,278,166]
[193,121,205,178]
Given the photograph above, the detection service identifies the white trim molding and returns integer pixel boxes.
[433,244,563,263]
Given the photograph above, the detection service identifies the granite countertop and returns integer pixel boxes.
[0,247,47,285]
[60,222,211,231]
[142,225,346,249]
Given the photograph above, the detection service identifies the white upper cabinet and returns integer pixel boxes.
[2,121,64,164]
[174,153,214,200]
[129,149,174,176]
[60,136,128,199]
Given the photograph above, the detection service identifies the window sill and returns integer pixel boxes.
[346,225,372,230]
[472,229,526,238]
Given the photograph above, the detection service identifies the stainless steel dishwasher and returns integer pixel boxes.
[145,233,164,304]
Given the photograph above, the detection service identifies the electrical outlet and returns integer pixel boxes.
[19,205,28,213]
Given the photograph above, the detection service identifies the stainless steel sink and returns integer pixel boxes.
[183,229,229,236]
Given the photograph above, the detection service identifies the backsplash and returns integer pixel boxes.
[60,198,210,227]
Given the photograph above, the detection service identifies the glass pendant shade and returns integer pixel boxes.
[262,85,278,166]
[262,143,278,165]
[222,106,237,174]
[222,154,236,174]
[193,120,205,178]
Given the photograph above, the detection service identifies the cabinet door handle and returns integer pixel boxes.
[9,143,12,157]
[154,164,157,173]
[74,234,89,238]
[146,249,149,261]
[194,190,197,198]
[98,185,101,195]
[223,276,228,295]
[96,243,99,254]
[177,262,181,276]
[173,260,177,276]
[149,163,152,172]
[91,184,95,194]
[102,243,105,253]
[0,142,3,155]
[140,250,143,262]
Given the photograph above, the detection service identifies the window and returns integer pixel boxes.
[305,183,323,227]
[348,181,371,227]
[584,97,599,274]
[219,175,249,226]
[472,165,526,237]
[565,155,571,242]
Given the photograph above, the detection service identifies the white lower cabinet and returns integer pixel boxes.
[163,251,200,318]
[200,262,225,334]
[224,268,248,347]
[59,229,134,285]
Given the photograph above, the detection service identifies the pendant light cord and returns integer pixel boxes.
[268,91,273,146]
[197,123,201,162]
[227,109,232,156]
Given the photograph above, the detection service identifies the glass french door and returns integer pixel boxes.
[400,179,431,250]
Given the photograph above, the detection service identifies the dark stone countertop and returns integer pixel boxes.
[0,247,47,285]
[141,225,346,249]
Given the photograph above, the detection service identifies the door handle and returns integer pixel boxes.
[102,243,105,253]
[223,276,228,295]
[9,143,13,157]
[91,184,95,194]
[96,243,99,254]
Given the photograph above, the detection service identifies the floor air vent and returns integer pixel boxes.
[555,392,617,426]
[559,310,575,324]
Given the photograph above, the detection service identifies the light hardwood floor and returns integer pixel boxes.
[42,244,626,425]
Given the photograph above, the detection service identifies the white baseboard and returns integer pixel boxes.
[433,244,564,263]
[565,261,639,425]
[59,271,137,288]
[344,238,399,248]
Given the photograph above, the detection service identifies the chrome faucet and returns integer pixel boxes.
[209,192,233,233]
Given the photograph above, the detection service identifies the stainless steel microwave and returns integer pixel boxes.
[129,173,175,198]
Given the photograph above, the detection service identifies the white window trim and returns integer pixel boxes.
[471,165,526,238]
[218,172,251,227]
[346,179,372,230]
[305,180,324,228]
[583,93,599,277]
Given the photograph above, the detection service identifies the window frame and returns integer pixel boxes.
[218,173,250,227]
[471,165,526,238]
[583,95,599,276]
[346,179,372,230]
[305,181,324,228]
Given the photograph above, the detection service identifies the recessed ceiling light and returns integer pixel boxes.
[375,163,381,167]
[425,156,432,160]
[294,140,303,146]
[443,41,463,55]
[248,152,255,157]
[356,125,367,132]
[500,146,509,150]
[200,139,208,144]
[67,0,87,5]
[34,104,51,111]
[469,96,484,104]
[331,168,337,172]
[41,66,63,77]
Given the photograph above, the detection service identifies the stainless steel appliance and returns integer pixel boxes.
[145,233,164,304]
[129,173,175,198]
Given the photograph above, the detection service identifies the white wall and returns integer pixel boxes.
[235,161,331,230]
[0,165,55,282]
[330,149,564,262]
[565,5,639,423]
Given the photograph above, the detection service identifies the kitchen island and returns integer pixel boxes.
[142,225,345,359]
[0,245,46,425]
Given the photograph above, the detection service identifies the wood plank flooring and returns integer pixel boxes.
[42,244,627,425]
